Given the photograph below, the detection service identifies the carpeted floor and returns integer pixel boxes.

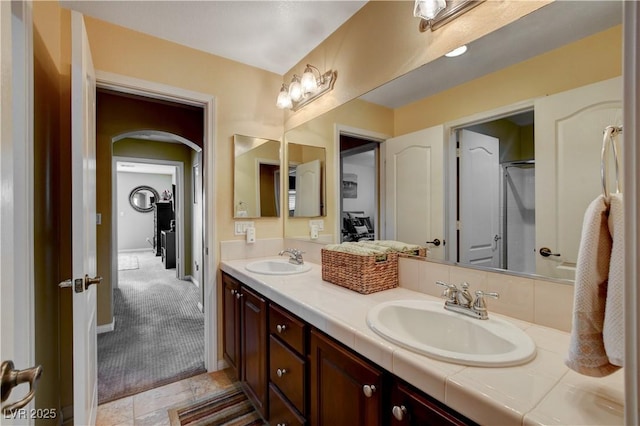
[98,250,205,404]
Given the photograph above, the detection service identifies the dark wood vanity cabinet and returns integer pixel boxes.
[221,271,477,426]
[222,273,241,379]
[240,285,268,418]
[310,329,384,426]
[389,380,477,426]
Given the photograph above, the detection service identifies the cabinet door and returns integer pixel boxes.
[310,329,383,426]
[222,273,241,379]
[241,285,268,418]
[390,381,476,426]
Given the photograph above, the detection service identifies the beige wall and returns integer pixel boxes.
[283,1,550,131]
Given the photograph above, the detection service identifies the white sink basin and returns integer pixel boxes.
[366,299,536,367]
[245,259,311,275]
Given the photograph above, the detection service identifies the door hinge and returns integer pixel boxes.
[456,221,462,230]
[456,148,461,158]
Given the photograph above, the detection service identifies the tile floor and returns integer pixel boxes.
[96,369,234,426]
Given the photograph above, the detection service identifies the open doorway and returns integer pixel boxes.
[96,89,207,404]
[455,110,535,274]
[340,134,379,242]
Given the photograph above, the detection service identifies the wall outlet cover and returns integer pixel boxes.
[234,221,255,235]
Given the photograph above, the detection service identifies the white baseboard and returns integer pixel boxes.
[188,275,200,288]
[117,248,153,254]
[197,302,204,313]
[216,359,229,371]
[97,318,116,334]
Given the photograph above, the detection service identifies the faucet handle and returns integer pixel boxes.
[472,290,499,312]
[435,281,458,303]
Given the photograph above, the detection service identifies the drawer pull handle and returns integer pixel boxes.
[276,368,287,378]
[276,324,287,333]
[362,384,376,398]
[392,405,408,421]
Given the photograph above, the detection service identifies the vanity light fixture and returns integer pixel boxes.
[276,64,337,111]
[415,0,484,32]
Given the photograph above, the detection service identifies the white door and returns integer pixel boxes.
[458,130,501,267]
[69,11,99,425]
[535,77,622,279]
[385,125,444,258]
[294,159,321,216]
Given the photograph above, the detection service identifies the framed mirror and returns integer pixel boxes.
[233,134,281,218]
[129,185,159,213]
[286,143,326,217]
[281,0,622,282]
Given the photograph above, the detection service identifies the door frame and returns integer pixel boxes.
[96,71,218,370]
[334,124,389,242]
[0,1,35,411]
[443,100,535,262]
[112,156,186,282]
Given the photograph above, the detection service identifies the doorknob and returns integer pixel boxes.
[426,238,443,247]
[1,360,43,415]
[84,275,103,290]
[539,247,561,257]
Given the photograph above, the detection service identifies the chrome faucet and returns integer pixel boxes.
[279,248,305,265]
[435,281,499,320]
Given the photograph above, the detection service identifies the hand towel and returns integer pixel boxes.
[604,193,624,366]
[565,195,620,376]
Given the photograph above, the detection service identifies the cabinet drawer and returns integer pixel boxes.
[269,383,305,426]
[270,335,306,414]
[270,304,306,354]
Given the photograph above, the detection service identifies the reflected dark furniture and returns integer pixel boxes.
[154,201,173,256]
[161,230,175,269]
[342,211,375,242]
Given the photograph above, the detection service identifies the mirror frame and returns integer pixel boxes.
[129,185,159,213]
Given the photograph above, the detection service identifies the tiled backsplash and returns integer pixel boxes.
[219,238,574,332]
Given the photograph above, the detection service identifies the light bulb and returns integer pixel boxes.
[301,66,318,94]
[276,84,292,109]
[413,0,446,20]
[289,75,303,102]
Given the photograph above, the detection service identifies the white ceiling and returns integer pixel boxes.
[60,0,367,75]
[117,161,176,175]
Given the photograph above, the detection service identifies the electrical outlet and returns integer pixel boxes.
[309,219,324,231]
[234,221,255,235]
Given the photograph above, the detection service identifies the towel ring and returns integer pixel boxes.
[601,125,622,200]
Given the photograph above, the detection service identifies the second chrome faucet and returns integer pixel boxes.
[435,281,499,320]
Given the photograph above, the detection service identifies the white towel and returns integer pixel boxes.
[565,195,620,377]
[604,193,624,366]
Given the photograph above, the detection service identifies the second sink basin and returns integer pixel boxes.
[366,299,536,367]
[245,259,311,275]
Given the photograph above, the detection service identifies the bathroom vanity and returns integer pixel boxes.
[220,258,624,425]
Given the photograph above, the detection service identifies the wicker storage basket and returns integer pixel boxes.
[321,249,399,294]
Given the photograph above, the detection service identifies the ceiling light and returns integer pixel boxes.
[276,64,337,111]
[445,45,467,57]
[413,0,446,21]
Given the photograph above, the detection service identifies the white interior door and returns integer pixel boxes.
[458,130,500,267]
[294,159,321,216]
[384,125,444,258]
[70,11,99,425]
[535,77,622,279]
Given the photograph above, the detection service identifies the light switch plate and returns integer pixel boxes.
[234,221,255,235]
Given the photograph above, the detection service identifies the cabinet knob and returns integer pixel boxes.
[276,324,287,333]
[392,405,408,421]
[277,424,287,426]
[276,368,287,378]
[362,384,376,398]
[230,289,236,295]
[236,292,243,299]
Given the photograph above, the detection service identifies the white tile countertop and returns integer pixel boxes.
[220,257,625,425]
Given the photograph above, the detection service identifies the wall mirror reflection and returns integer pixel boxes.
[283,0,622,283]
[233,134,281,218]
[287,143,326,217]
[129,185,159,213]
